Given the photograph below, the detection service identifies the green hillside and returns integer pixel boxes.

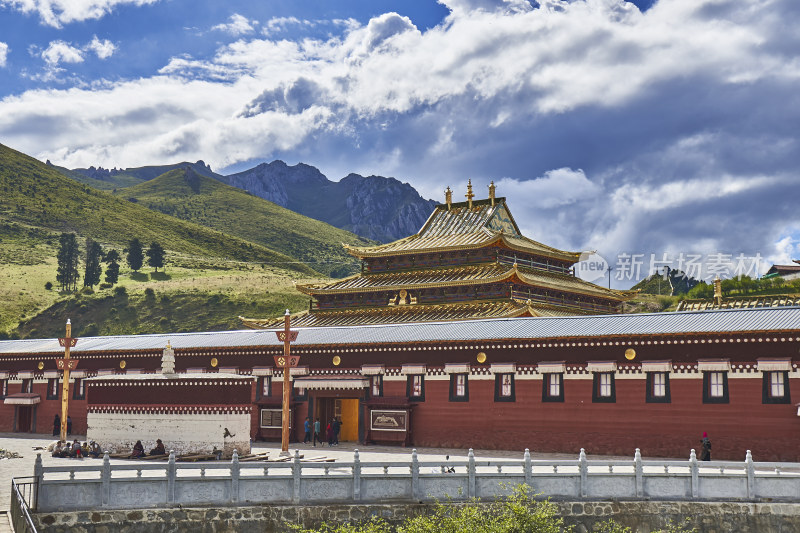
[114,167,371,277]
[0,144,313,271]
[50,160,223,190]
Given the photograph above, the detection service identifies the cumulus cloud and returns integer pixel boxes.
[88,36,116,59]
[212,13,256,36]
[0,42,8,67]
[1,0,799,284]
[41,40,84,65]
[1,0,160,28]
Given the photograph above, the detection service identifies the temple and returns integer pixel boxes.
[242,182,634,328]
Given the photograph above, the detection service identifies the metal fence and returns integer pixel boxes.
[11,476,39,533]
[32,447,800,513]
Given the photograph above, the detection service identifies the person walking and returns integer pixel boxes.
[700,431,712,461]
[326,419,334,447]
[303,417,312,444]
[52,414,60,436]
[313,417,321,447]
[332,417,341,446]
[67,415,72,435]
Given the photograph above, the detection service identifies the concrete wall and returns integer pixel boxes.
[33,501,800,533]
[86,411,251,457]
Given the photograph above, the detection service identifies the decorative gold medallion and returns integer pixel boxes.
[476,352,487,364]
[625,348,636,361]
[211,357,219,367]
[119,360,127,369]
[333,355,341,366]
[37,361,44,370]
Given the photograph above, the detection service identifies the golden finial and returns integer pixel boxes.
[465,179,474,208]
[713,275,723,306]
[445,186,452,210]
[488,181,496,206]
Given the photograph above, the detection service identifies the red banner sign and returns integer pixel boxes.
[56,359,79,370]
[273,355,300,368]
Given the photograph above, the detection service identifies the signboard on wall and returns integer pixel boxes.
[370,410,407,432]
[260,408,291,429]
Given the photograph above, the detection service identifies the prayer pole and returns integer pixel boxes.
[57,319,78,442]
[274,310,298,455]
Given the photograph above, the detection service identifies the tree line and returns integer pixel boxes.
[55,234,166,292]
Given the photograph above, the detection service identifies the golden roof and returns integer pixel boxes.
[343,198,581,263]
[676,294,800,312]
[297,262,634,301]
[240,300,582,329]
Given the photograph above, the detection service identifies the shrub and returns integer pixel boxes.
[113,286,127,297]
[44,281,53,290]
[99,283,112,290]
[144,287,156,301]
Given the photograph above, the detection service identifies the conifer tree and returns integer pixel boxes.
[126,238,144,272]
[146,241,165,272]
[83,237,103,288]
[104,249,120,285]
[56,233,80,291]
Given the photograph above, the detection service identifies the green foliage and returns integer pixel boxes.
[146,241,165,271]
[83,237,103,287]
[127,238,144,272]
[56,233,80,292]
[44,282,53,291]
[104,260,120,285]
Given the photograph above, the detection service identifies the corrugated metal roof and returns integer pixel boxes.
[1,307,799,355]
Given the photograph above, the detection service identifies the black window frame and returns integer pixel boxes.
[592,372,616,403]
[72,377,86,400]
[449,373,469,402]
[494,373,515,402]
[406,374,425,402]
[702,371,729,404]
[21,378,33,393]
[0,379,7,399]
[293,385,308,401]
[256,376,272,400]
[542,373,564,403]
[46,378,59,400]
[645,372,671,403]
[369,374,383,398]
[762,371,791,404]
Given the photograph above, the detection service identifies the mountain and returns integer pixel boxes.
[631,268,700,296]
[0,144,312,273]
[221,161,437,243]
[47,160,222,190]
[116,166,372,277]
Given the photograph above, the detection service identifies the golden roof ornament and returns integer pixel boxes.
[445,186,452,210]
[489,181,496,206]
[713,275,723,306]
[465,179,474,208]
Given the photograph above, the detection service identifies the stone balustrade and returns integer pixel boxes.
[33,448,800,512]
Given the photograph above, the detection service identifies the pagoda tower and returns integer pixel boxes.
[242,182,634,328]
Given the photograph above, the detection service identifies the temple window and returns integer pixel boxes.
[702,371,729,404]
[407,374,425,402]
[73,378,85,400]
[494,373,515,402]
[763,371,790,404]
[294,386,308,401]
[449,373,469,402]
[645,372,671,403]
[592,372,616,403]
[47,378,59,400]
[257,377,271,399]
[0,379,7,398]
[21,379,32,393]
[542,373,564,402]
[370,375,383,397]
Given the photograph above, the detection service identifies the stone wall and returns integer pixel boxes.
[34,501,800,533]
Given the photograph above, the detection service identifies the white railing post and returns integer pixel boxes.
[745,450,755,500]
[231,449,240,504]
[468,448,476,498]
[689,449,699,499]
[353,449,361,501]
[101,451,111,507]
[634,448,643,498]
[166,450,176,505]
[524,448,532,487]
[579,449,588,498]
[411,449,419,500]
[292,449,302,503]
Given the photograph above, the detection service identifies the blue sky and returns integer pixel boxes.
[0,0,797,288]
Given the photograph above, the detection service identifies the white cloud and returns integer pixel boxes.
[88,36,116,59]
[212,13,256,36]
[497,168,601,209]
[0,42,8,67]
[0,0,160,28]
[41,41,84,66]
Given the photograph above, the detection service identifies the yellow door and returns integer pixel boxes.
[338,399,359,442]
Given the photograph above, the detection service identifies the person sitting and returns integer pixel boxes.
[52,442,63,458]
[62,442,73,458]
[73,439,83,458]
[149,439,166,456]
[131,440,146,458]
[88,441,102,458]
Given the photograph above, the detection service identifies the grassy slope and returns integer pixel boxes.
[0,144,313,271]
[114,168,371,277]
